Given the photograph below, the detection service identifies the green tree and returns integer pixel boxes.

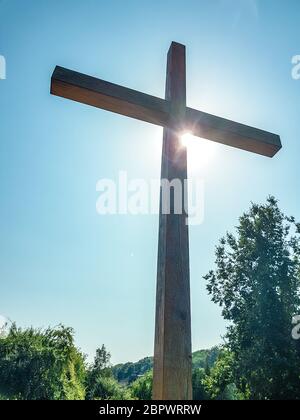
[192,368,209,400]
[192,347,220,371]
[95,345,111,367]
[86,345,131,400]
[89,375,132,400]
[202,350,244,400]
[204,197,300,399]
[112,357,153,384]
[130,370,153,400]
[0,324,86,400]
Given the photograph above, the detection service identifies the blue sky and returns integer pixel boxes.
[0,0,300,364]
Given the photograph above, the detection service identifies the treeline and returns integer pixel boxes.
[1,197,300,399]
[112,348,219,384]
[0,322,222,400]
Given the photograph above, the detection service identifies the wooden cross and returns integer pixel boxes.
[50,41,281,400]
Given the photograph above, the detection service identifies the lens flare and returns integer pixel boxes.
[181,132,216,168]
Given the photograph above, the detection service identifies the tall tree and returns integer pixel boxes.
[204,197,300,399]
[85,344,131,400]
[130,370,153,400]
[93,345,111,374]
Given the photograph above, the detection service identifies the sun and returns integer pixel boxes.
[180,132,216,169]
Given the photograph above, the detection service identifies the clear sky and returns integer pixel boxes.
[0,0,300,364]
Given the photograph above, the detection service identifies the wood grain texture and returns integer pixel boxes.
[185,108,281,157]
[51,66,281,158]
[51,66,170,128]
[153,42,192,400]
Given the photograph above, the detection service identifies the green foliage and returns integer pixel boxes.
[112,357,153,384]
[5,198,300,400]
[205,197,300,400]
[0,324,86,400]
[112,348,220,385]
[86,344,111,399]
[0,323,223,400]
[88,344,112,380]
[85,344,132,400]
[192,347,220,370]
[88,375,132,400]
[130,370,153,400]
[192,368,209,400]
[202,350,244,400]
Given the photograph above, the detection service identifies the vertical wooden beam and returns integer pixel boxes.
[153,42,192,400]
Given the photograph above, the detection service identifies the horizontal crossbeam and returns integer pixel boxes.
[51,66,281,157]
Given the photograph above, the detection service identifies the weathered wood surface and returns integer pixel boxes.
[51,66,281,158]
[185,108,281,157]
[153,42,192,400]
[51,66,170,127]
